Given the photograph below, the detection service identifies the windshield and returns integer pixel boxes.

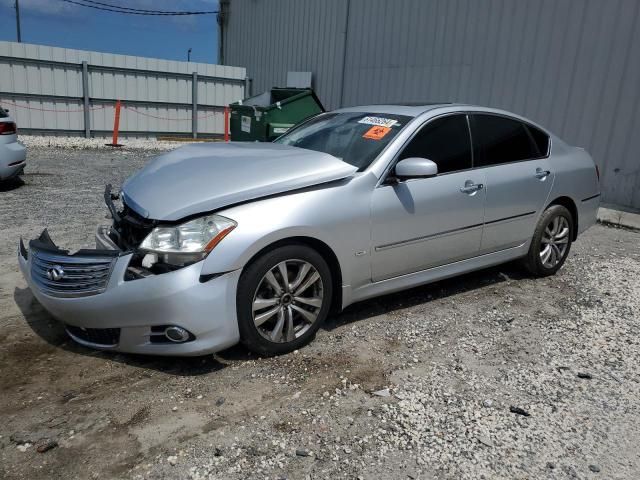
[275,112,411,170]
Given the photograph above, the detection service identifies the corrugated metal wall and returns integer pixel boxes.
[224,0,640,209]
[225,0,348,110]
[0,41,247,137]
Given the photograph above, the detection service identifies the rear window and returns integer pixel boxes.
[0,107,8,118]
[275,112,411,171]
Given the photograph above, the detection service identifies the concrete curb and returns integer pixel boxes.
[597,207,640,231]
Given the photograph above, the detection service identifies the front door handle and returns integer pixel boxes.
[460,181,484,194]
[535,168,551,179]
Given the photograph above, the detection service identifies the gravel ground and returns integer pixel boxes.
[1,147,639,480]
[19,135,197,151]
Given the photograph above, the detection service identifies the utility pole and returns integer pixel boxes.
[15,0,22,42]
[217,0,229,65]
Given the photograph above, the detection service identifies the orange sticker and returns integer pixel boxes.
[363,125,391,140]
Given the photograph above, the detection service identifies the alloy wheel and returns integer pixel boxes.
[252,259,324,343]
[540,216,570,268]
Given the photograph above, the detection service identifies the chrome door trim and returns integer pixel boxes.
[483,210,536,225]
[581,193,600,202]
[374,223,484,251]
[374,210,536,252]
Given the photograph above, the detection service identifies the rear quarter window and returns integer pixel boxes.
[526,125,550,156]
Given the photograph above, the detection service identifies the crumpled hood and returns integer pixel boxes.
[121,142,357,221]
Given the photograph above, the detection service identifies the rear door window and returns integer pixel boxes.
[470,114,543,167]
[398,114,472,174]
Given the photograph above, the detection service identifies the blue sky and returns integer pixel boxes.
[0,0,219,63]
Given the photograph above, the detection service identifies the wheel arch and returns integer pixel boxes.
[546,196,579,240]
[240,236,344,314]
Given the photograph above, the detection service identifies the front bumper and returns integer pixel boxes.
[18,227,241,356]
[0,141,26,180]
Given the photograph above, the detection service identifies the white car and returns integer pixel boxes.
[0,107,26,181]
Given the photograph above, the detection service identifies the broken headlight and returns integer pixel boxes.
[138,214,236,267]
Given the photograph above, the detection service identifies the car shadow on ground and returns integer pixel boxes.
[12,285,239,376]
[0,176,25,192]
[323,261,528,331]
[13,261,529,375]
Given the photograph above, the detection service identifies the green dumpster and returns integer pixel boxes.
[229,88,324,142]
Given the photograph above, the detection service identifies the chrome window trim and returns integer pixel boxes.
[375,109,553,187]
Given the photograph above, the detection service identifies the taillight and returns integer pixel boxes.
[0,122,17,135]
[595,165,600,181]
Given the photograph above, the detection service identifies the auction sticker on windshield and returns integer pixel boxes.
[363,125,391,140]
[358,116,399,128]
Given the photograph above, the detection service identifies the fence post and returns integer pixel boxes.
[105,100,122,147]
[81,61,90,138]
[224,106,230,142]
[192,71,198,139]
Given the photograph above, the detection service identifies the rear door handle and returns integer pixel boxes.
[460,182,484,194]
[535,168,551,179]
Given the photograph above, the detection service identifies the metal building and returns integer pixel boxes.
[222,0,640,210]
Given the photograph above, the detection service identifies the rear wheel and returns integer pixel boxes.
[523,205,574,277]
[237,244,333,356]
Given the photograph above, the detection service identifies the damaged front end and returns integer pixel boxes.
[18,184,165,291]
[103,184,236,279]
[17,185,243,356]
[20,229,120,298]
[101,183,170,279]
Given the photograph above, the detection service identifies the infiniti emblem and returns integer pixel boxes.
[46,265,65,281]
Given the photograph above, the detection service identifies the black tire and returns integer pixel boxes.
[237,244,333,356]
[523,204,574,277]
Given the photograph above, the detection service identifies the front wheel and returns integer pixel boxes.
[236,244,333,356]
[523,205,574,277]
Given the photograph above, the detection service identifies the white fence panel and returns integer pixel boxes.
[0,41,247,138]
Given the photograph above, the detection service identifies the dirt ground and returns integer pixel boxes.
[1,147,639,480]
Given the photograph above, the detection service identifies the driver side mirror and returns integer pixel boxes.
[394,157,438,180]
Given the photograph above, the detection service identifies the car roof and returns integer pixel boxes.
[334,103,460,117]
[333,103,554,135]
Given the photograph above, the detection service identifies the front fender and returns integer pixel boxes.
[201,224,340,275]
[197,178,375,291]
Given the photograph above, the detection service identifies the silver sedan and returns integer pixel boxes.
[19,104,600,356]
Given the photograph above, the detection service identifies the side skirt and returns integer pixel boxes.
[342,242,528,308]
